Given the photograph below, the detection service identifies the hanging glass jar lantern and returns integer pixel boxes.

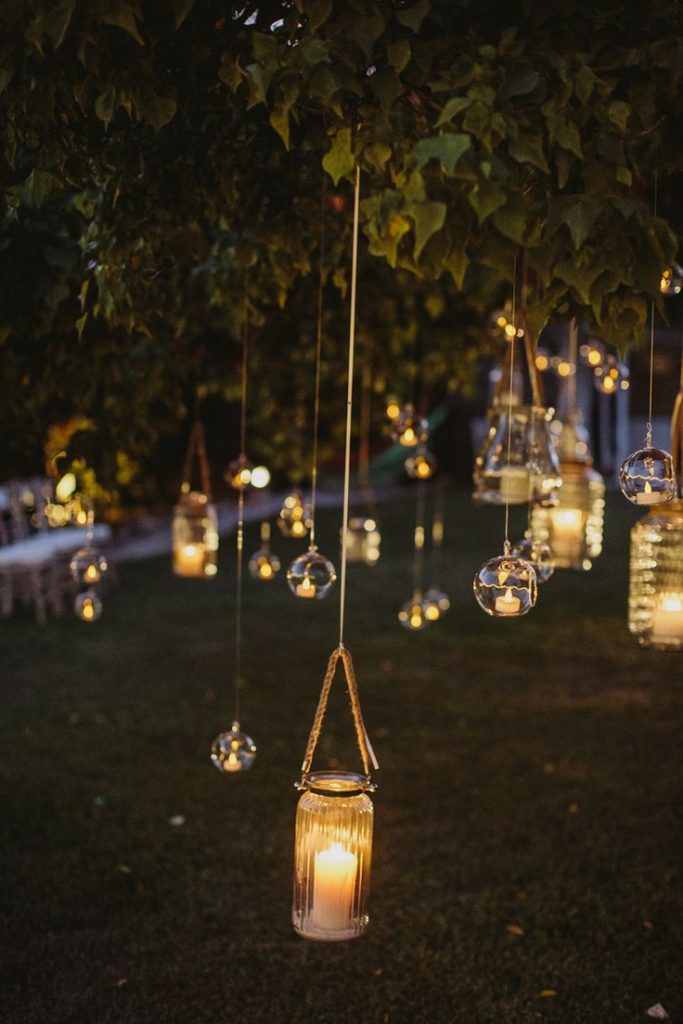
[510,534,554,584]
[292,646,377,942]
[287,546,337,599]
[278,492,313,539]
[342,516,381,565]
[473,404,561,505]
[74,588,103,622]
[629,500,683,650]
[473,552,537,617]
[172,489,219,578]
[404,446,437,480]
[530,420,605,571]
[390,404,428,448]
[210,721,257,773]
[70,546,109,586]
[248,521,281,581]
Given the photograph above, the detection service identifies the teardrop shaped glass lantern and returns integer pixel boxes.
[210,721,257,773]
[620,447,676,506]
[473,554,537,617]
[342,516,381,565]
[292,771,374,942]
[172,490,219,578]
[390,404,428,448]
[287,547,337,599]
[629,500,683,650]
[473,405,561,505]
[510,535,554,584]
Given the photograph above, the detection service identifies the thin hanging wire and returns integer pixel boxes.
[309,178,326,550]
[233,300,249,726]
[503,258,518,552]
[431,483,445,587]
[412,481,426,596]
[646,168,659,448]
[338,164,361,648]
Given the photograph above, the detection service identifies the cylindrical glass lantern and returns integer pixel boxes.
[342,516,381,565]
[629,499,683,650]
[292,771,374,942]
[530,461,605,570]
[473,405,561,505]
[172,490,219,578]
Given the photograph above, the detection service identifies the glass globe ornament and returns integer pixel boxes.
[74,588,102,623]
[510,534,555,584]
[210,721,257,773]
[287,546,337,599]
[404,447,437,480]
[225,454,254,490]
[619,447,676,506]
[422,587,451,622]
[248,547,281,581]
[398,591,430,630]
[390,404,428,448]
[69,546,109,585]
[473,553,538,617]
[660,266,683,295]
[277,492,312,539]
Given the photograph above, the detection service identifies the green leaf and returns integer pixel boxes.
[396,0,430,32]
[306,0,332,33]
[301,39,329,64]
[22,169,57,209]
[101,2,144,45]
[322,129,355,185]
[414,133,470,174]
[492,194,527,243]
[436,96,470,127]
[412,200,446,259]
[444,244,468,289]
[43,0,74,47]
[500,68,539,99]
[575,65,602,105]
[556,120,582,158]
[346,11,385,60]
[79,279,89,313]
[468,179,506,223]
[94,86,116,128]
[75,312,88,341]
[608,100,630,132]
[219,54,243,92]
[553,259,603,304]
[370,68,403,106]
[172,0,193,28]
[139,93,176,131]
[387,38,411,72]
[364,142,392,171]
[509,132,549,173]
[563,196,602,248]
[246,63,272,107]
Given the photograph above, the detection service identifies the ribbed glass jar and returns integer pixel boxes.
[473,405,561,505]
[292,772,374,942]
[629,499,683,650]
[172,491,219,578]
[530,461,605,570]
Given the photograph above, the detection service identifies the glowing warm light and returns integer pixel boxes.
[494,588,521,615]
[588,349,602,366]
[386,400,400,420]
[55,473,77,503]
[297,576,316,598]
[557,360,572,377]
[496,315,507,327]
[250,465,271,489]
[84,564,100,583]
[259,562,273,579]
[504,323,516,339]
[602,376,615,392]
[401,427,415,445]
[621,380,630,390]
[424,603,440,622]
[535,354,549,371]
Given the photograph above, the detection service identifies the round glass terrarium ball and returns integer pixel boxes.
[278,493,312,539]
[248,548,281,581]
[390,404,428,448]
[404,448,437,480]
[225,455,254,490]
[210,722,257,773]
[510,535,555,584]
[422,587,451,621]
[74,588,102,623]
[69,546,109,586]
[619,447,676,506]
[398,592,430,630]
[473,554,537,617]
[287,547,337,599]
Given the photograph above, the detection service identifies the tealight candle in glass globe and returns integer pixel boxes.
[225,455,254,490]
[74,588,102,623]
[278,492,312,539]
[210,722,257,773]
[510,534,555,584]
[404,447,437,480]
[69,546,109,585]
[619,447,676,506]
[660,267,683,295]
[391,404,428,448]
[248,548,281,581]
[473,554,537,617]
[398,591,430,630]
[422,587,451,622]
[287,547,337,599]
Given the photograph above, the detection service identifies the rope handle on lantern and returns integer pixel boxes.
[300,645,379,781]
[517,309,545,409]
[181,419,211,498]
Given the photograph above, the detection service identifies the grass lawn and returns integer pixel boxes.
[1,488,681,1024]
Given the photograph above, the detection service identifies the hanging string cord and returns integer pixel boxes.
[503,260,517,552]
[647,168,658,448]
[338,164,361,648]
[432,484,445,586]
[233,306,248,725]
[567,318,578,420]
[86,499,95,546]
[309,178,326,550]
[413,481,426,596]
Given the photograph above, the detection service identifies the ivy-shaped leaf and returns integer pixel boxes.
[436,96,470,126]
[387,38,411,72]
[509,132,549,173]
[101,2,144,45]
[414,133,470,174]
[412,200,446,259]
[608,100,630,132]
[322,128,355,185]
[246,63,272,107]
[396,0,430,32]
[562,196,602,248]
[468,179,506,223]
[306,0,332,33]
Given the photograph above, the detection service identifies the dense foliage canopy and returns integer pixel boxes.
[1,1,682,492]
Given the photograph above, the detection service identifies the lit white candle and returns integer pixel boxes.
[651,594,683,644]
[499,467,531,503]
[551,508,583,560]
[495,588,521,615]
[296,576,316,598]
[175,542,206,577]
[310,843,357,932]
[635,481,663,506]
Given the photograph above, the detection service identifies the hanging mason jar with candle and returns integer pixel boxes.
[292,646,377,942]
[172,420,218,578]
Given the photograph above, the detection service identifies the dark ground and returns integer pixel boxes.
[1,489,681,1024]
